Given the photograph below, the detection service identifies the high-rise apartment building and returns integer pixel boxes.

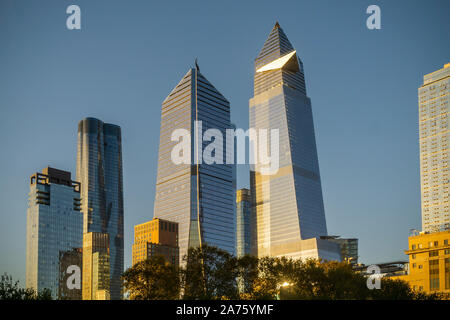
[236,189,252,258]
[82,232,110,300]
[132,218,179,266]
[249,23,335,260]
[26,167,83,299]
[153,66,235,265]
[419,63,450,233]
[77,117,124,299]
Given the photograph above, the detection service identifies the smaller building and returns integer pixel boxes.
[236,189,252,258]
[58,248,82,300]
[132,218,179,267]
[82,232,110,300]
[400,230,450,294]
[320,236,358,264]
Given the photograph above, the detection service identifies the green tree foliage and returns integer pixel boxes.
[181,245,239,300]
[122,255,179,300]
[121,245,442,300]
[0,273,52,300]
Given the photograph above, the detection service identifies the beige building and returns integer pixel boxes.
[82,232,110,300]
[419,63,450,233]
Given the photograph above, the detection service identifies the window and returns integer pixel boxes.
[412,263,417,268]
[429,260,440,290]
[434,241,439,247]
[419,265,423,269]
[412,254,416,259]
[412,244,416,250]
[445,249,450,255]
[430,250,439,257]
[445,239,448,245]
[445,258,450,290]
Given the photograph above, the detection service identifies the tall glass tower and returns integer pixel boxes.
[76,118,124,300]
[154,66,235,265]
[236,188,252,258]
[26,167,83,299]
[419,63,450,233]
[250,23,330,259]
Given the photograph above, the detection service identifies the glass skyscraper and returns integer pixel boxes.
[250,23,333,260]
[76,117,124,299]
[236,188,252,258]
[154,66,235,265]
[419,63,450,233]
[26,167,83,299]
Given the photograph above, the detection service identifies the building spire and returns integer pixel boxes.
[274,21,280,29]
[195,58,200,72]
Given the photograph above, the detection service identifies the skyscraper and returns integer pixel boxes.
[236,188,252,258]
[26,167,83,299]
[153,66,235,265]
[250,23,335,260]
[76,117,124,299]
[419,63,450,233]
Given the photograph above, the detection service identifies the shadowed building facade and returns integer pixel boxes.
[153,66,235,265]
[76,118,124,299]
[250,23,338,261]
[26,167,83,299]
[236,188,252,258]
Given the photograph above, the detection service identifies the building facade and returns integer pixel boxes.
[82,232,110,300]
[399,230,450,294]
[320,236,358,264]
[236,188,252,258]
[76,117,124,299]
[132,218,179,266]
[153,66,235,265]
[419,63,450,233]
[26,167,83,299]
[249,23,331,260]
[58,248,82,300]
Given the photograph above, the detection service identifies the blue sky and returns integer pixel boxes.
[0,0,449,283]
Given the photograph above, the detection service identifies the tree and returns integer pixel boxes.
[122,255,180,300]
[181,244,239,300]
[0,273,52,300]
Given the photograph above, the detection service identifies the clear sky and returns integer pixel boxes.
[0,0,449,283]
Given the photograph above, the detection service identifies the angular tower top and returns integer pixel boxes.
[255,22,295,69]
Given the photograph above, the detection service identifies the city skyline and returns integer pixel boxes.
[1,0,449,285]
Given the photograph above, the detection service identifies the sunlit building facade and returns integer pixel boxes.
[132,218,179,266]
[26,167,82,299]
[236,188,252,258]
[82,232,110,300]
[395,230,450,295]
[76,117,124,299]
[419,63,450,233]
[250,23,334,260]
[153,66,235,265]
